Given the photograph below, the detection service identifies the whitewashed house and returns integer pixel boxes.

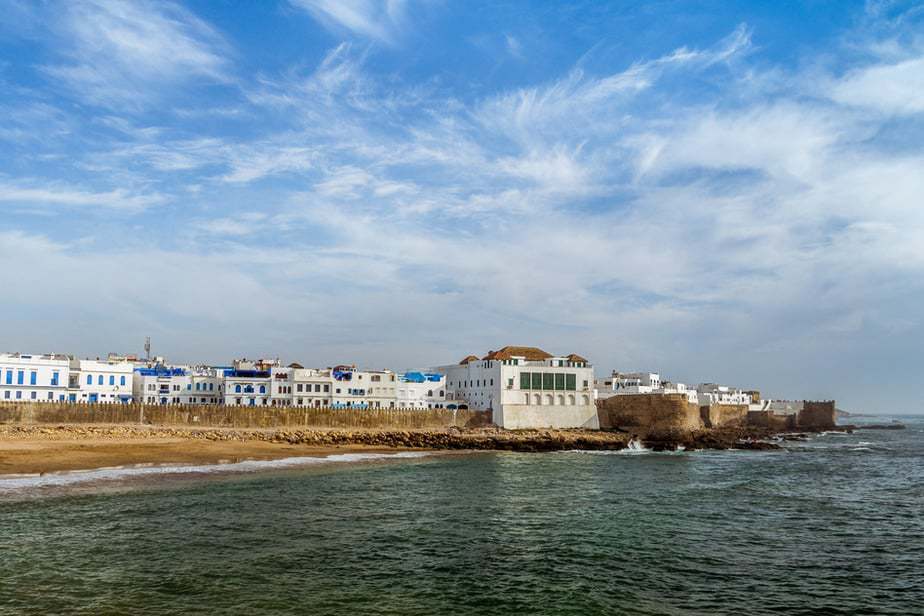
[436,346,597,429]
[291,367,334,408]
[223,359,277,406]
[70,358,134,403]
[0,352,70,403]
[396,372,447,409]
[329,366,398,409]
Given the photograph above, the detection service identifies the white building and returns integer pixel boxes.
[69,358,134,403]
[133,366,189,405]
[329,366,398,409]
[594,371,699,404]
[290,367,334,408]
[436,346,597,430]
[396,372,447,409]
[223,359,277,406]
[182,367,223,405]
[696,383,751,406]
[0,353,71,403]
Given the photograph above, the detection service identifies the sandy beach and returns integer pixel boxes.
[0,426,402,475]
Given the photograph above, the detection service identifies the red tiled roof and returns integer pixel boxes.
[482,346,553,361]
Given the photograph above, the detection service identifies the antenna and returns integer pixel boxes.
[144,337,151,361]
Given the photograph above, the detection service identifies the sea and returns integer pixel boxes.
[1,416,922,615]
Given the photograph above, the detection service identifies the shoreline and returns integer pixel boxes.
[0,422,855,477]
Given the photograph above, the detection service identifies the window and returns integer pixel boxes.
[4,370,11,384]
[98,375,103,386]
[16,391,22,399]
[490,379,494,386]
[51,372,59,386]
[31,391,37,400]
[121,376,126,386]
[30,371,37,385]
[566,374,576,391]
[555,373,565,390]
[235,384,242,393]
[297,384,303,392]
[531,373,542,390]
[259,385,266,394]
[87,374,92,385]
[324,384,329,392]
[109,375,115,386]
[543,373,554,390]
[520,373,530,389]
[17,371,24,385]
[3,391,8,399]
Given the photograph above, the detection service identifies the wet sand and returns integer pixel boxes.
[0,437,390,475]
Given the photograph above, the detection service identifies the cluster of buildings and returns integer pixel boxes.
[0,346,797,429]
[594,371,755,407]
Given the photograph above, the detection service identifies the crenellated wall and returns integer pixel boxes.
[597,394,702,432]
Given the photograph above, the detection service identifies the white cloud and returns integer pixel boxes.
[44,0,231,108]
[830,56,924,114]
[0,181,164,212]
[291,0,409,44]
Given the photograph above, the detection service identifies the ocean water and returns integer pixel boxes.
[1,417,922,615]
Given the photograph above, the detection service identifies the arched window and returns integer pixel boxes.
[98,375,104,386]
[259,385,266,394]
[235,384,242,393]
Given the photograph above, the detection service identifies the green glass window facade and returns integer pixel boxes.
[531,373,542,389]
[542,373,554,390]
[520,373,531,389]
[555,373,565,390]
[566,374,576,390]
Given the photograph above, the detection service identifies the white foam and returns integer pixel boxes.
[0,451,431,493]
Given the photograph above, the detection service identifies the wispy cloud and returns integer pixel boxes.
[43,0,231,108]
[0,181,164,212]
[290,0,409,44]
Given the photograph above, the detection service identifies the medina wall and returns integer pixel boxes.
[701,404,748,428]
[597,394,702,432]
[798,401,837,429]
[498,404,600,430]
[0,402,491,431]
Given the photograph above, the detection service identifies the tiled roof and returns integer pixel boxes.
[459,355,480,364]
[482,346,553,361]
[566,353,588,363]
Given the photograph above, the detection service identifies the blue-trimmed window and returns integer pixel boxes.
[17,371,24,385]
[3,391,8,399]
[98,375,103,386]
[31,391,37,400]
[51,372,59,386]
[235,384,242,393]
[259,385,266,394]
[16,391,22,399]
[109,375,115,386]
[5,370,11,384]
[87,374,92,385]
[120,376,126,386]
[30,371,37,385]
[47,392,53,400]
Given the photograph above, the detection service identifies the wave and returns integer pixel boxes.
[0,451,431,493]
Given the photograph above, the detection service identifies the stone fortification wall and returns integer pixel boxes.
[701,404,748,428]
[798,401,837,429]
[0,402,491,430]
[746,410,795,431]
[597,394,702,432]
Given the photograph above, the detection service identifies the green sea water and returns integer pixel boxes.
[1,417,922,615]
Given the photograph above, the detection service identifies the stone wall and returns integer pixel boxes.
[0,402,491,430]
[700,404,748,428]
[597,394,702,432]
[746,410,795,431]
[798,401,837,429]
[498,405,599,430]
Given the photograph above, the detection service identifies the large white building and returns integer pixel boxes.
[69,358,134,403]
[696,383,751,406]
[595,371,699,404]
[0,353,71,403]
[436,346,597,429]
[289,366,334,408]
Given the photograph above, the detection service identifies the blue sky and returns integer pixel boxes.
[1,0,923,413]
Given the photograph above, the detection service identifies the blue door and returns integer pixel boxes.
[89,393,98,403]
[68,394,76,402]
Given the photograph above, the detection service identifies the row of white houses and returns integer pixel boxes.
[1,348,767,428]
[0,346,598,428]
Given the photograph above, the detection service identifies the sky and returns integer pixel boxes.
[0,1,922,413]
